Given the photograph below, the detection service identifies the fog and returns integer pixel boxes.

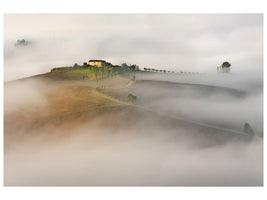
[4,74,263,186]
[4,126,263,186]
[4,14,263,186]
[130,73,263,134]
[4,14,263,81]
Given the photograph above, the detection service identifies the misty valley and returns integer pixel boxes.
[4,69,263,186]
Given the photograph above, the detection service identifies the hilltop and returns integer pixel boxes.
[46,61,140,81]
[5,70,253,145]
[4,64,261,186]
[5,59,259,148]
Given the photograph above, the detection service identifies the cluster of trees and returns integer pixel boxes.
[74,62,120,80]
[14,39,30,46]
[121,63,139,72]
[217,61,231,73]
[90,66,117,80]
[51,62,140,80]
[143,68,174,73]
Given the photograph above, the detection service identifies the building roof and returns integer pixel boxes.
[89,60,106,62]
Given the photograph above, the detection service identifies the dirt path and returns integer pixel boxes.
[91,89,133,107]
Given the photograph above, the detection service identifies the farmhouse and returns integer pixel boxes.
[88,60,110,67]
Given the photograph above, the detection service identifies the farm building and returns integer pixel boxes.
[88,60,111,67]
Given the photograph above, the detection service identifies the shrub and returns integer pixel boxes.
[243,122,254,136]
[222,61,231,68]
[127,94,137,102]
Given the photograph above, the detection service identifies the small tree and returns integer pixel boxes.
[218,61,231,73]
[222,61,231,68]
[93,67,99,80]
[107,69,111,77]
[122,63,128,68]
[111,67,116,76]
[244,122,254,136]
[127,94,137,102]
[100,67,105,79]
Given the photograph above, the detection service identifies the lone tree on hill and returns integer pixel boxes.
[217,61,231,73]
[222,61,231,68]
[243,122,254,136]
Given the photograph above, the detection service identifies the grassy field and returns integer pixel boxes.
[4,74,136,136]
[32,68,110,81]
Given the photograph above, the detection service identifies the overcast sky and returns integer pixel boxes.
[4,14,263,81]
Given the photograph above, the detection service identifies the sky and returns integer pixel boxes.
[4,14,263,81]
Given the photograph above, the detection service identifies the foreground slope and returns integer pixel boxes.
[4,73,262,186]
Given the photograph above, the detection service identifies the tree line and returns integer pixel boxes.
[143,68,199,74]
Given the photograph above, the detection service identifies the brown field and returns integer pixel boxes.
[4,73,262,186]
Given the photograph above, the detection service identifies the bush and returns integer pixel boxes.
[243,122,254,136]
[222,61,231,68]
[127,94,137,102]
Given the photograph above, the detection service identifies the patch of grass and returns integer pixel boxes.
[38,71,84,80]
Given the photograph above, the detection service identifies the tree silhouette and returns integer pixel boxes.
[218,61,231,73]
[243,122,254,136]
[127,94,137,102]
[222,61,231,68]
[93,67,99,80]
[100,67,105,79]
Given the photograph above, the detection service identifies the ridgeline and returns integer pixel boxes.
[48,61,140,81]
